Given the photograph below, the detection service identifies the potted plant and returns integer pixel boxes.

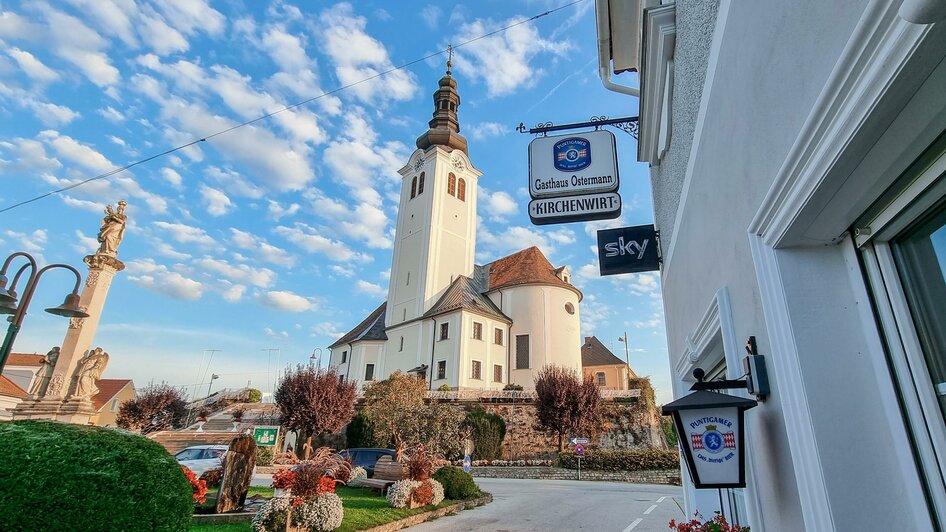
[253,448,349,532]
[386,446,445,509]
[231,407,245,431]
[195,408,210,432]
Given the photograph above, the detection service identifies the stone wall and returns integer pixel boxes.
[469,466,681,485]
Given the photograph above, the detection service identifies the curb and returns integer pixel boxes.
[191,511,255,524]
[361,493,493,532]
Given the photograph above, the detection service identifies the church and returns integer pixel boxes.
[328,65,583,390]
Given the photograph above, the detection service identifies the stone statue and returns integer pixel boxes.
[73,347,109,399]
[96,201,127,256]
[28,347,60,398]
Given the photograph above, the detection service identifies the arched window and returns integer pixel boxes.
[457,178,466,201]
[418,172,425,195]
[448,173,457,196]
[410,176,417,199]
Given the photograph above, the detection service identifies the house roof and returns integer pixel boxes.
[329,302,388,349]
[423,275,512,323]
[0,375,28,399]
[581,336,633,372]
[483,246,582,299]
[91,379,133,411]
[5,353,45,367]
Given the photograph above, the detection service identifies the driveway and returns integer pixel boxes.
[411,477,684,532]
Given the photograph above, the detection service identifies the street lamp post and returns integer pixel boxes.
[310,348,322,369]
[206,373,219,397]
[618,332,631,387]
[0,251,89,373]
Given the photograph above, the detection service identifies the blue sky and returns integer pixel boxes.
[0,0,671,402]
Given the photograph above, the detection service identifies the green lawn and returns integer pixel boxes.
[189,486,458,532]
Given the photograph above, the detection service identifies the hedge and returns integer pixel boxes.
[559,448,680,471]
[433,466,480,500]
[0,420,193,531]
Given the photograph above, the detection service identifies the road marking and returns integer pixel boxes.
[657,496,667,503]
[622,518,643,532]
[644,504,658,515]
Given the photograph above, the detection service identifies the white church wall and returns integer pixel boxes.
[430,312,461,388]
[457,311,508,390]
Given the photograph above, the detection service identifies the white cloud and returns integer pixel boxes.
[317,3,418,103]
[153,221,217,247]
[161,167,183,188]
[311,321,345,340]
[632,311,663,329]
[43,8,120,87]
[63,0,139,46]
[0,85,79,127]
[467,121,509,140]
[196,257,276,288]
[452,16,571,97]
[0,138,61,174]
[0,11,44,40]
[126,259,203,300]
[74,230,99,254]
[7,48,59,83]
[139,10,189,55]
[481,189,518,219]
[61,196,105,213]
[275,223,372,263]
[355,280,386,297]
[331,265,355,277]
[98,106,125,122]
[626,273,659,295]
[204,166,264,199]
[200,185,233,216]
[311,195,390,249]
[4,229,47,253]
[229,228,296,267]
[478,224,572,259]
[264,327,290,340]
[39,130,112,172]
[219,282,246,303]
[420,5,442,28]
[259,290,316,312]
[267,200,300,221]
[155,0,226,36]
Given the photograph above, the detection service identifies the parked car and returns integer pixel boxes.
[175,445,228,476]
[337,448,397,478]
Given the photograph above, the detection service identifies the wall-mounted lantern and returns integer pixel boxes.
[662,336,769,488]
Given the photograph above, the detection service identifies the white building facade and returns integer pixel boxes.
[328,69,584,390]
[608,0,946,529]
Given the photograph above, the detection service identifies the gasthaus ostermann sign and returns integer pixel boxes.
[529,129,620,198]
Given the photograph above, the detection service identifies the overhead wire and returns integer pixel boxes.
[0,0,587,215]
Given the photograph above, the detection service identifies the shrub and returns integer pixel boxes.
[116,384,187,433]
[437,383,452,391]
[386,479,420,508]
[252,497,292,531]
[428,478,445,505]
[662,416,678,447]
[503,383,523,391]
[465,409,505,460]
[256,446,274,466]
[293,493,344,531]
[432,466,480,500]
[345,411,378,448]
[0,420,192,531]
[404,445,436,480]
[558,449,679,471]
[246,388,263,403]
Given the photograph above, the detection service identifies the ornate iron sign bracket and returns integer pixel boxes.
[516,115,639,138]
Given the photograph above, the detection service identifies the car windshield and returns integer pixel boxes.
[176,448,203,461]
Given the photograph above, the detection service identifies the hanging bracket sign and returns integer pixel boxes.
[529,130,620,198]
[597,225,661,275]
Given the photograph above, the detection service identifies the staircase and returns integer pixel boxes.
[150,403,282,454]
[149,430,239,454]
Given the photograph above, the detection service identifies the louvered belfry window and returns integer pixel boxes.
[516,335,529,369]
[448,173,457,196]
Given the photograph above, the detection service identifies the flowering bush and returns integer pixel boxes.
[272,469,296,490]
[199,467,223,488]
[293,493,344,531]
[182,466,208,504]
[428,479,445,506]
[669,512,750,532]
[386,479,420,508]
[453,459,553,467]
[348,466,368,486]
[252,497,292,532]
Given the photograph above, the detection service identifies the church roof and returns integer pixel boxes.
[0,375,28,399]
[581,336,633,371]
[91,379,134,411]
[329,302,388,349]
[423,275,512,323]
[483,246,582,299]
[5,353,45,367]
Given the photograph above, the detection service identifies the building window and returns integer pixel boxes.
[493,364,503,383]
[564,275,570,283]
[457,178,466,201]
[471,360,482,380]
[410,176,417,199]
[516,335,530,369]
[473,322,483,340]
[406,271,410,286]
[565,302,575,315]
[437,360,446,380]
[418,172,425,195]
[365,363,375,381]
[448,173,456,196]
[494,328,504,345]
[596,372,606,387]
[399,336,404,352]
[341,351,347,363]
[440,323,449,340]
[110,398,119,412]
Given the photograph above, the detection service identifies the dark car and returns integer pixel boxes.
[338,448,397,478]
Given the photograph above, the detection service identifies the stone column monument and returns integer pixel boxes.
[15,201,127,424]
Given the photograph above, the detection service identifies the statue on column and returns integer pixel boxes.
[96,201,127,256]
[72,347,110,399]
[28,347,60,398]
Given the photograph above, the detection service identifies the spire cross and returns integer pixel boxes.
[446,45,454,75]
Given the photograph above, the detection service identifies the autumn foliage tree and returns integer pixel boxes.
[116,384,187,434]
[274,365,357,452]
[534,365,604,452]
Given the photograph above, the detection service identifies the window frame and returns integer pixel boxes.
[515,334,530,370]
[437,360,446,380]
[440,322,449,341]
[472,321,483,340]
[448,173,457,196]
[493,364,503,383]
[365,363,375,382]
[596,371,607,387]
[471,359,482,380]
[494,328,504,345]
[341,350,347,363]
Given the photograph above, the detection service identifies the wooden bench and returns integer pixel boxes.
[358,456,405,494]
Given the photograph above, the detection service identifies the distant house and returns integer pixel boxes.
[0,375,28,420]
[2,353,46,393]
[581,336,635,391]
[89,379,136,427]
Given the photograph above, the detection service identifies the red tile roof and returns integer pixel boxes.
[485,246,582,299]
[91,379,133,411]
[5,353,45,367]
[0,375,28,399]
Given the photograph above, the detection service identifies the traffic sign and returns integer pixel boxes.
[570,437,590,445]
[253,426,279,446]
[575,444,586,456]
[462,455,472,473]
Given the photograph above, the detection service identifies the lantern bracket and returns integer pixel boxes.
[689,336,769,400]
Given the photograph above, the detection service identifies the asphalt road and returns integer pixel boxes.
[411,477,685,532]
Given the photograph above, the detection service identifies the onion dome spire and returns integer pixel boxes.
[416,46,468,154]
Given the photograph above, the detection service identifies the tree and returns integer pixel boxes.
[533,365,604,452]
[116,384,187,433]
[361,371,464,458]
[274,365,357,453]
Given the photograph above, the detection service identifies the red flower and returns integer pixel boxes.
[317,476,336,495]
[182,466,208,504]
[272,469,296,490]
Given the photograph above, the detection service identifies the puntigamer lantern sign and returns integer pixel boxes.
[663,389,757,489]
